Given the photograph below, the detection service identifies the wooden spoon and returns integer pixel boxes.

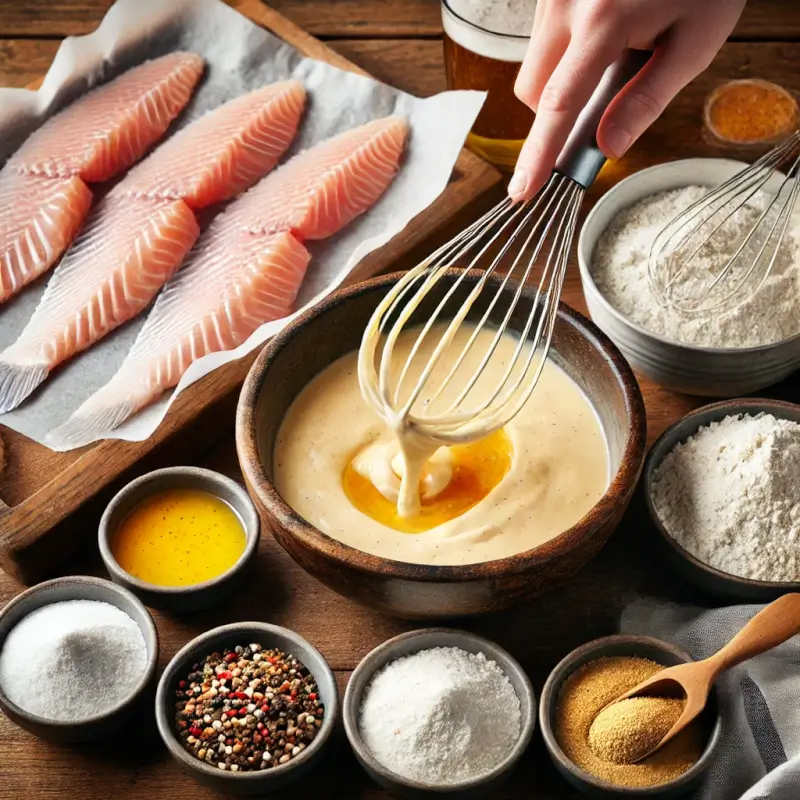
[612,593,800,762]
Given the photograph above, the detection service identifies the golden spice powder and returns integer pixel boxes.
[588,695,684,764]
[112,489,246,587]
[555,657,705,788]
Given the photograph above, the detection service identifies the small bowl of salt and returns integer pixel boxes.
[343,628,535,798]
[644,398,800,601]
[0,575,158,742]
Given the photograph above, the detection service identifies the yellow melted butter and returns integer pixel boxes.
[112,489,246,587]
[343,429,513,533]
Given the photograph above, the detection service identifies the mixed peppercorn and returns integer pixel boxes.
[173,643,325,772]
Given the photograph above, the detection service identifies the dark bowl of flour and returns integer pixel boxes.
[343,628,536,798]
[644,398,800,601]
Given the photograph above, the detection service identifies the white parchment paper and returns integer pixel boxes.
[0,0,484,449]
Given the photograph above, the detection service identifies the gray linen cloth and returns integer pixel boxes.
[621,601,800,799]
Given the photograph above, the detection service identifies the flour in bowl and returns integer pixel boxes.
[651,413,800,581]
[591,186,800,348]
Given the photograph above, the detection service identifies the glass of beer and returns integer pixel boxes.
[442,0,535,171]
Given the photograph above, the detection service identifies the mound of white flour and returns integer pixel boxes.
[651,413,800,582]
[591,185,800,348]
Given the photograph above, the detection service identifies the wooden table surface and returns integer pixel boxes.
[1,2,799,798]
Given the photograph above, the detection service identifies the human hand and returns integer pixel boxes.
[508,0,746,201]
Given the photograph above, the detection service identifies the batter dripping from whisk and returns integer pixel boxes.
[274,324,609,566]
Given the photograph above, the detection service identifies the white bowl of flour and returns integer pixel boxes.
[644,398,800,601]
[577,159,800,396]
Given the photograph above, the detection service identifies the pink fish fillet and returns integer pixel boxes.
[0,80,307,413]
[0,52,205,304]
[48,115,409,448]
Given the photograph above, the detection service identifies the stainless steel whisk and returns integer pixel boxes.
[359,50,648,445]
[649,130,800,315]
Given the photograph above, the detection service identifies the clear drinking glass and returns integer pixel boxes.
[441,0,535,171]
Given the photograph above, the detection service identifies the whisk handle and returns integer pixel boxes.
[555,49,651,189]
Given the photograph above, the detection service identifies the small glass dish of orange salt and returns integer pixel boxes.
[703,78,799,155]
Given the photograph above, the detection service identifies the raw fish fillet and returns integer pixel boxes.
[0,81,307,413]
[49,115,409,448]
[0,52,205,303]
[0,172,93,300]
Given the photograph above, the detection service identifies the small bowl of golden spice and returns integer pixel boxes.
[236,270,646,619]
[539,635,722,799]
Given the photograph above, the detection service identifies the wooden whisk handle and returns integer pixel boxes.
[706,593,800,679]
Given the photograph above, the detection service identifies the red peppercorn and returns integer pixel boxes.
[239,708,247,717]
[261,705,269,713]
[178,680,187,689]
[308,693,317,700]
[189,727,203,737]
[218,671,232,680]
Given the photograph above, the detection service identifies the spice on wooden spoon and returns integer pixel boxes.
[590,593,800,765]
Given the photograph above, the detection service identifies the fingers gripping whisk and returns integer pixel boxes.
[648,131,800,315]
[358,173,583,446]
[358,49,647,457]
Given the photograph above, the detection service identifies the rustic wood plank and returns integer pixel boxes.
[0,40,58,88]
[0,0,797,39]
[7,37,799,105]
[0,38,446,96]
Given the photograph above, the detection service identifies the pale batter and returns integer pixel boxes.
[274,326,609,566]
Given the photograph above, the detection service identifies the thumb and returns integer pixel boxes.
[597,26,716,158]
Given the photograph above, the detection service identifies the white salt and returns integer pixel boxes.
[0,599,147,721]
[358,646,521,785]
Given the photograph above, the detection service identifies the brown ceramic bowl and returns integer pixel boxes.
[236,270,647,619]
[644,398,800,602]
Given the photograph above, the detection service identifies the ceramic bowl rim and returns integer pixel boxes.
[538,634,724,796]
[236,269,647,582]
[154,621,338,783]
[576,157,800,355]
[0,575,159,728]
[342,627,536,793]
[98,466,260,597]
[643,397,800,591]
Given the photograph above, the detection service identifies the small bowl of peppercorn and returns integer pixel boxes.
[155,621,338,794]
[539,635,723,799]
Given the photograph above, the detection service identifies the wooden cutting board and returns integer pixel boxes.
[0,0,502,585]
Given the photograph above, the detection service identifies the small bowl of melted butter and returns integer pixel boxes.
[99,466,260,612]
[237,270,647,619]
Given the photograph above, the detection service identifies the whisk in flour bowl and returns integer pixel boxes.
[577,158,800,396]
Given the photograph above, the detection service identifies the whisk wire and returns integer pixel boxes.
[649,130,800,315]
[428,174,575,419]
[441,176,581,427]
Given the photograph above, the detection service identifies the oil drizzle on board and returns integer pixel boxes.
[112,489,246,587]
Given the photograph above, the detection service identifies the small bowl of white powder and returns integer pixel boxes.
[0,574,158,742]
[343,627,535,798]
[645,398,800,601]
[577,158,800,396]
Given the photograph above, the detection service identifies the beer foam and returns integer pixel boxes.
[444,0,533,62]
